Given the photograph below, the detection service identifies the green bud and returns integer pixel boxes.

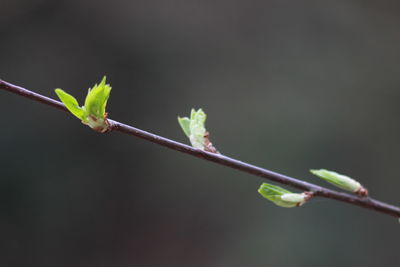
[178,108,217,152]
[55,76,112,132]
[310,169,368,196]
[258,183,311,208]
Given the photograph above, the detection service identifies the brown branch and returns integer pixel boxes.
[1,78,399,218]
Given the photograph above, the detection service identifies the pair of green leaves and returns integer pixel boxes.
[55,76,111,132]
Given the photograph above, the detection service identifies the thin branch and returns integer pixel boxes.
[1,79,399,218]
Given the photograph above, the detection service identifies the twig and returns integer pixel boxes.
[1,79,399,218]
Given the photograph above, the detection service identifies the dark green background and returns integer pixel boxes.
[1,1,399,266]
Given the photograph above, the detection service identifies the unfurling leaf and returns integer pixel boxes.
[178,108,217,152]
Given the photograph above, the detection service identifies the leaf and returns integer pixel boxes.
[84,76,112,118]
[258,183,305,208]
[178,117,191,137]
[55,89,85,120]
[258,183,290,198]
[189,109,206,149]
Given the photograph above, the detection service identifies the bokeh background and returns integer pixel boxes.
[1,1,400,266]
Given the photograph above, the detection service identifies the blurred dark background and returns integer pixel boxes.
[1,0,400,266]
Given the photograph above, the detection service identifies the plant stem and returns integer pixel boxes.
[1,79,399,218]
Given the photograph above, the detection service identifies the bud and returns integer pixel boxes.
[310,169,368,196]
[178,109,217,152]
[258,183,312,208]
[55,76,112,133]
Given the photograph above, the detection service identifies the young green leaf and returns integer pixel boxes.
[178,117,191,137]
[55,89,85,120]
[310,169,368,196]
[84,76,112,119]
[189,109,206,149]
[258,183,310,208]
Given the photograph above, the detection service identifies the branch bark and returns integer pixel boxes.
[1,79,399,218]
